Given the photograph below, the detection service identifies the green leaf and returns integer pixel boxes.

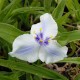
[33,75,42,80]
[56,12,70,32]
[66,0,80,20]
[57,30,80,45]
[0,0,21,22]
[73,0,80,9]
[57,12,70,26]
[74,73,80,80]
[0,0,5,11]
[66,0,75,11]
[0,59,68,80]
[26,74,33,80]
[11,7,44,16]
[44,0,52,12]
[66,0,80,11]
[0,73,13,80]
[31,0,40,7]
[60,57,80,64]
[0,23,23,44]
[52,0,66,20]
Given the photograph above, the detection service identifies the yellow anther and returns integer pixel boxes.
[40,39,43,42]
[34,36,36,39]
[48,40,50,42]
[40,27,42,31]
[50,35,53,38]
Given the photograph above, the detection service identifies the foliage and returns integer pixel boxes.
[0,0,80,80]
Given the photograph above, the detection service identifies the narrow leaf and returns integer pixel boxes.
[0,23,23,44]
[0,59,68,80]
[66,0,75,11]
[44,0,52,12]
[0,73,13,80]
[0,0,21,22]
[60,57,80,64]
[11,7,44,16]
[57,30,80,45]
[52,0,66,20]
[57,12,70,26]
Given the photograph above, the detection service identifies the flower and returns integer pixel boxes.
[9,13,68,64]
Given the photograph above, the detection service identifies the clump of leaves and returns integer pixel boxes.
[0,0,80,80]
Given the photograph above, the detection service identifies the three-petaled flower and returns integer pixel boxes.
[9,13,68,64]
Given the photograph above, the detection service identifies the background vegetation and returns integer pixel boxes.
[0,0,80,80]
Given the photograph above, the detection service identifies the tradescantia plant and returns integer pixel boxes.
[9,13,68,64]
[0,0,80,80]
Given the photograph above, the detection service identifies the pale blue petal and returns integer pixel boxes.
[40,13,58,39]
[9,34,40,63]
[14,46,34,55]
[30,22,43,37]
[39,40,68,64]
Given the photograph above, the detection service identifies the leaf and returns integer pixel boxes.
[73,0,80,9]
[52,0,66,20]
[66,0,75,11]
[26,74,33,80]
[0,73,13,80]
[66,0,80,11]
[0,0,5,11]
[0,23,23,44]
[0,59,68,80]
[44,0,52,12]
[33,75,42,80]
[0,0,21,22]
[57,30,80,45]
[56,12,70,32]
[66,0,80,20]
[57,12,70,26]
[11,7,44,16]
[31,0,40,7]
[60,57,80,64]
[74,73,80,80]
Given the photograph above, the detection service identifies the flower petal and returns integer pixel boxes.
[30,22,42,37]
[9,34,40,63]
[39,40,68,64]
[40,13,58,39]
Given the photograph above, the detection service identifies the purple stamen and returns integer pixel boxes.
[40,33,43,38]
[35,33,50,46]
[35,35,40,41]
[44,37,49,45]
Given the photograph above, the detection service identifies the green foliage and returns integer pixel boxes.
[11,7,44,16]
[60,57,80,64]
[0,0,80,80]
[44,0,52,12]
[52,0,66,20]
[0,59,68,80]
[57,30,80,45]
[0,0,21,23]
[0,23,23,44]
[74,73,80,80]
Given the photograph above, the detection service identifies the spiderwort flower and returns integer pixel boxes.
[9,13,68,64]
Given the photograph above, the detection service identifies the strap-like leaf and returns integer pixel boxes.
[0,23,23,44]
[0,59,68,80]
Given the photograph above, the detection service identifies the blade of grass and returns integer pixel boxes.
[0,59,68,80]
[52,0,66,20]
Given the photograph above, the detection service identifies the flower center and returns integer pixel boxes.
[35,32,50,46]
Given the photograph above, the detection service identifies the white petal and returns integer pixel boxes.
[38,47,47,62]
[39,40,68,64]
[40,13,58,39]
[30,22,42,37]
[9,34,40,63]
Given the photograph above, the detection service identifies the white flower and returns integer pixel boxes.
[9,13,68,64]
